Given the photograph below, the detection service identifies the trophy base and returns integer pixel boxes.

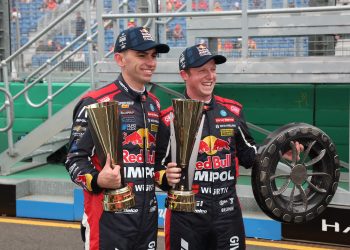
[166,190,196,212]
[103,185,135,212]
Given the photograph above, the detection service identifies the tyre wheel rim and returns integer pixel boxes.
[252,123,340,223]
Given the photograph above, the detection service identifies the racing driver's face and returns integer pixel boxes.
[181,59,217,102]
[115,48,157,91]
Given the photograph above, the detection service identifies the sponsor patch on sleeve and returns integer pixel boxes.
[161,113,171,126]
[155,170,166,185]
[75,174,93,192]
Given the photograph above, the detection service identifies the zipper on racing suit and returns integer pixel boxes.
[205,109,216,220]
[138,94,150,235]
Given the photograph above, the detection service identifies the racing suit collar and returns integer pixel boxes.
[184,90,214,111]
[116,74,148,101]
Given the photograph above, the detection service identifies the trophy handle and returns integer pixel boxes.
[116,117,125,186]
[187,114,205,189]
[169,112,177,189]
[170,112,176,165]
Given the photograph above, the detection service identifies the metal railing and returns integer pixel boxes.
[0,88,14,132]
[0,0,349,186]
[0,0,103,152]
[0,0,85,155]
[22,28,96,113]
[0,87,14,155]
[0,0,148,155]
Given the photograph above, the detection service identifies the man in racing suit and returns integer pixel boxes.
[65,26,169,250]
[155,44,303,250]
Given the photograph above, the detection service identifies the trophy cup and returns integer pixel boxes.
[86,101,135,212]
[166,99,205,212]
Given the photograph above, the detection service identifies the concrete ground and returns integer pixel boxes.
[0,217,348,250]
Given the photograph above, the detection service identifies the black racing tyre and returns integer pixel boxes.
[252,123,340,224]
[252,123,309,218]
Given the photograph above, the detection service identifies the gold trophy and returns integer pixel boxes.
[166,99,205,212]
[86,101,135,212]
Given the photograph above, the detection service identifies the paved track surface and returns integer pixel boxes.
[0,217,348,250]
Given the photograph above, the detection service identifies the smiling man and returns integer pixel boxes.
[155,44,303,250]
[65,26,169,250]
[156,44,251,250]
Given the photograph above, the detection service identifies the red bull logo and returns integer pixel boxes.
[196,154,232,170]
[198,136,230,155]
[147,132,156,148]
[123,129,156,149]
[198,140,211,154]
[123,130,143,146]
[123,149,155,164]
[75,174,93,191]
[213,138,230,151]
[75,174,87,185]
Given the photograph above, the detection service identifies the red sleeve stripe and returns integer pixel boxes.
[148,92,158,102]
[82,83,120,100]
[165,208,172,250]
[214,95,242,108]
[148,92,161,111]
[215,95,242,116]
[160,106,173,118]
[160,106,173,127]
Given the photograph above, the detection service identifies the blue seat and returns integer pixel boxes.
[232,51,241,58]
[20,37,29,46]
[20,26,29,34]
[32,55,40,67]
[31,54,50,67]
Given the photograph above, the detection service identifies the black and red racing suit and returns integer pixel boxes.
[65,74,160,250]
[155,94,257,250]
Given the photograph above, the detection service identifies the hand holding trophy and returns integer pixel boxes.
[166,99,205,212]
[86,101,135,212]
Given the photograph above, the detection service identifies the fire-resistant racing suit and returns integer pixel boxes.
[65,74,160,250]
[155,94,257,250]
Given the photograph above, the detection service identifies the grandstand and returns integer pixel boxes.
[0,0,350,247]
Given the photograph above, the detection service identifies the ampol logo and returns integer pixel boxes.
[198,136,230,155]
